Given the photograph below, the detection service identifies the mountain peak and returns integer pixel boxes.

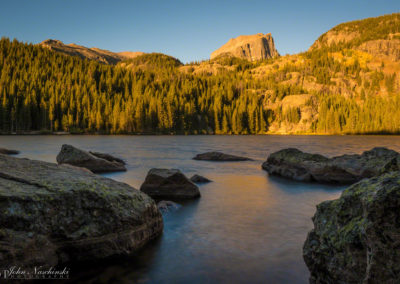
[211,33,279,61]
[41,39,64,46]
[39,39,144,64]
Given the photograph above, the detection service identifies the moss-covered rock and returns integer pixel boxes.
[262,147,400,184]
[0,154,162,269]
[303,172,400,283]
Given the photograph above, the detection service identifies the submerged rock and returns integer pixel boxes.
[303,172,400,283]
[190,174,212,183]
[157,200,181,213]
[262,147,400,184]
[193,151,252,161]
[0,147,19,155]
[0,154,163,269]
[56,144,126,173]
[140,169,200,200]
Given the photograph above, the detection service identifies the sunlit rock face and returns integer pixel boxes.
[0,154,163,269]
[303,172,400,283]
[210,33,279,61]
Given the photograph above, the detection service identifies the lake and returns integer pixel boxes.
[2,135,400,284]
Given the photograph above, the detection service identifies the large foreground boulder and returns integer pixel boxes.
[0,147,19,155]
[0,154,163,269]
[262,147,400,184]
[140,169,200,200]
[193,151,252,161]
[56,144,126,173]
[303,172,400,283]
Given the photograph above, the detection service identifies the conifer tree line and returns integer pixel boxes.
[0,37,399,135]
[0,38,271,134]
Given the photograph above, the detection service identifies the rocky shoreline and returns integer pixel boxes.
[1,143,399,283]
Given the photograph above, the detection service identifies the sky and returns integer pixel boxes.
[0,0,399,63]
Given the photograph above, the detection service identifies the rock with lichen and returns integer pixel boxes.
[0,154,162,269]
[303,172,400,283]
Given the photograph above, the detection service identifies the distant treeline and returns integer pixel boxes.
[0,37,399,134]
[0,38,296,134]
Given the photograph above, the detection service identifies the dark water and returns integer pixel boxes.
[2,135,400,284]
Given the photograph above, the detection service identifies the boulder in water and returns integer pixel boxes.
[262,147,400,184]
[193,151,252,161]
[140,169,200,200]
[56,144,126,173]
[190,174,212,183]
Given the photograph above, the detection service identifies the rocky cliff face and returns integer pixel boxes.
[310,29,360,50]
[40,39,144,64]
[210,33,279,61]
[311,34,400,61]
[303,171,400,283]
[358,39,400,61]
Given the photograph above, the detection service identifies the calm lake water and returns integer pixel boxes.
[2,135,400,284]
